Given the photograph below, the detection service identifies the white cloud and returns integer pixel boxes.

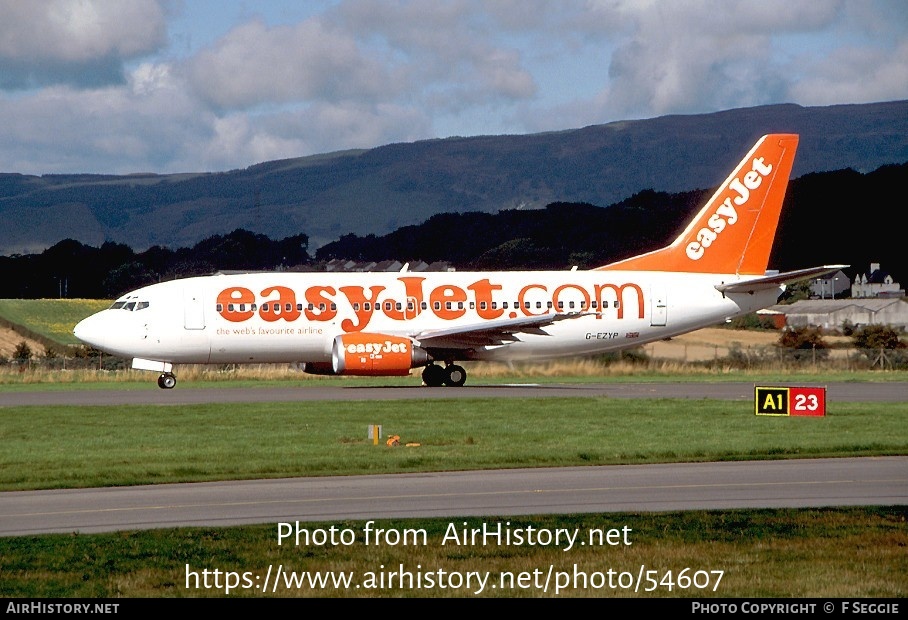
[0,0,169,88]
[790,40,908,105]
[182,17,394,109]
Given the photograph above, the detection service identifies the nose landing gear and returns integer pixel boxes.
[157,372,176,389]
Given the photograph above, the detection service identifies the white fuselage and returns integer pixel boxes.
[73,270,781,366]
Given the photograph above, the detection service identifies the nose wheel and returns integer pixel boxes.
[157,372,177,389]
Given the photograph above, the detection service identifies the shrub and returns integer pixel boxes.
[851,324,905,351]
[777,327,829,362]
[13,341,32,361]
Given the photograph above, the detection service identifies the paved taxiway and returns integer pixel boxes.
[3,381,907,406]
[1,382,905,536]
[2,457,905,536]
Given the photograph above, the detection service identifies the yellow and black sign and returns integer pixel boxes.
[755,386,826,417]
[755,387,789,415]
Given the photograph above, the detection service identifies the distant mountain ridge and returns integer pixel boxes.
[1,100,906,256]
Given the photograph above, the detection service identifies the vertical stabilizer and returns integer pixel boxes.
[596,134,799,275]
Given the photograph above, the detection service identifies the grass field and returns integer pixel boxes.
[0,394,905,598]
[1,508,904,598]
[2,397,907,491]
[0,298,109,347]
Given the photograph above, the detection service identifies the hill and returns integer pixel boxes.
[1,100,906,255]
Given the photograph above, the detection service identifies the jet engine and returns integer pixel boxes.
[330,333,431,376]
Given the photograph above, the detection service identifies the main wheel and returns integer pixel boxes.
[157,372,176,389]
[421,364,445,387]
[443,364,467,387]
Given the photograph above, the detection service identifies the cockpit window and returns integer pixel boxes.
[110,300,150,311]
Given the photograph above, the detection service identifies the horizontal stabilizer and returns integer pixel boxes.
[715,265,849,294]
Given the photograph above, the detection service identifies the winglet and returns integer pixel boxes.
[596,134,799,275]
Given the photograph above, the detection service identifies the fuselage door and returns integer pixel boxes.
[650,286,667,327]
[184,287,206,330]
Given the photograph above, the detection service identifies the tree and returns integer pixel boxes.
[777,326,829,361]
[851,324,905,351]
[778,279,813,303]
[851,325,906,369]
[13,341,32,361]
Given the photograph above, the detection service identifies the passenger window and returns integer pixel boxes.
[434,302,441,310]
[262,303,270,312]
[285,303,292,312]
[331,303,337,311]
[353,303,360,311]
[614,301,620,309]
[216,303,223,312]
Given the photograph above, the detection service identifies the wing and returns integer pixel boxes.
[411,312,587,349]
[715,265,848,294]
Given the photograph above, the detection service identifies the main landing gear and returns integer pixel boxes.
[421,362,467,387]
[157,372,176,389]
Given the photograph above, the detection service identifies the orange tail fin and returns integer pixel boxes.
[595,133,799,275]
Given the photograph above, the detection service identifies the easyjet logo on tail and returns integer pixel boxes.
[685,156,773,261]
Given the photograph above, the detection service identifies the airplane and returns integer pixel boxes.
[73,133,845,389]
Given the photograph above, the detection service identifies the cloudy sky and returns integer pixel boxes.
[1,0,906,175]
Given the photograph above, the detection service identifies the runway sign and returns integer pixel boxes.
[754,386,826,417]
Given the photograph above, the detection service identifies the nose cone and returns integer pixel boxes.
[73,313,109,351]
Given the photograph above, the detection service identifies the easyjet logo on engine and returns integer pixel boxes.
[686,156,773,261]
[215,277,645,332]
[345,339,408,355]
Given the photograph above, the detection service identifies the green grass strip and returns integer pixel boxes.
[0,508,904,597]
[1,398,905,491]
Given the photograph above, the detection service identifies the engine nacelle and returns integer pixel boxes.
[331,333,430,376]
[298,361,335,375]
